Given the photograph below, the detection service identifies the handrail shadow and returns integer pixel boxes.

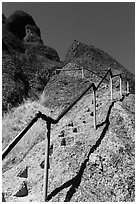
[47,100,117,202]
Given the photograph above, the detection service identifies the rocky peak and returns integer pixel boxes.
[5,10,38,40]
[64,40,135,94]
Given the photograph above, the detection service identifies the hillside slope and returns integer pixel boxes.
[2,88,135,202]
[2,38,135,202]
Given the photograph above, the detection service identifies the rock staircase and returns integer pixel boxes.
[2,66,134,202]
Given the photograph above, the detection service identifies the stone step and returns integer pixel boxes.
[14,181,28,197]
[17,166,28,178]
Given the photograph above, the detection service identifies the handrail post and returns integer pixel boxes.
[93,84,97,130]
[127,81,130,94]
[81,67,84,79]
[119,74,122,97]
[109,71,113,101]
[43,120,51,201]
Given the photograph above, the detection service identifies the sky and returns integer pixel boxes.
[2,1,135,74]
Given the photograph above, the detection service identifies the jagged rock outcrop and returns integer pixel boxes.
[64,40,135,93]
[2,10,62,112]
[5,10,39,40]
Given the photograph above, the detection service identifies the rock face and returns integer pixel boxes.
[2,10,62,112]
[5,10,39,40]
[64,40,135,93]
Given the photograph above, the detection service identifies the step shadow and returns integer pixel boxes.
[46,100,119,202]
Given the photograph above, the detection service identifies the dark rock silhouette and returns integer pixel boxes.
[5,10,39,40]
[2,10,63,112]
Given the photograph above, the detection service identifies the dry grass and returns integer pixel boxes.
[2,99,51,172]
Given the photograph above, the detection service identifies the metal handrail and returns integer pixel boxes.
[56,68,82,71]
[83,66,109,82]
[2,112,41,160]
[2,66,129,201]
[96,68,111,90]
[2,81,95,159]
